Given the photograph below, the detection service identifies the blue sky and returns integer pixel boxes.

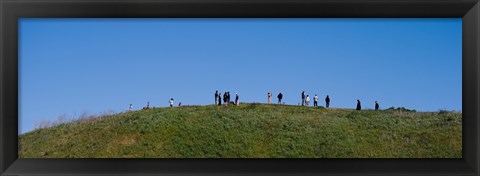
[19,18,462,134]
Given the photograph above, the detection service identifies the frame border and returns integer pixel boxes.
[1,0,479,175]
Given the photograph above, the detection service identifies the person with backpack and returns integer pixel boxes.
[278,92,283,104]
[325,95,330,108]
[301,91,305,106]
[235,93,239,106]
[356,99,361,110]
[313,94,318,107]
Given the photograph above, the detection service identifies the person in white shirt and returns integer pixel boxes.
[129,104,133,111]
[169,98,174,107]
[268,92,272,104]
[306,95,310,106]
[313,95,319,107]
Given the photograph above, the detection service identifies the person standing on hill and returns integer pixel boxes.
[227,92,230,105]
[306,95,310,106]
[169,98,174,108]
[356,99,361,110]
[325,95,330,108]
[129,104,133,111]
[226,92,230,106]
[278,92,283,104]
[223,92,227,106]
[235,93,239,106]
[314,94,318,107]
[375,101,380,111]
[301,91,306,106]
[215,90,218,105]
[218,92,222,106]
[268,92,272,104]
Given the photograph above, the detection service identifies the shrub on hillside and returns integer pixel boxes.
[386,106,416,112]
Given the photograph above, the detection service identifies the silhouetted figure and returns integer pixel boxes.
[179,102,182,107]
[218,93,222,106]
[325,95,330,108]
[301,91,305,106]
[278,92,283,104]
[375,101,379,111]
[313,94,318,107]
[169,99,174,107]
[235,93,239,106]
[223,92,227,106]
[268,92,272,104]
[356,99,361,110]
[215,90,218,105]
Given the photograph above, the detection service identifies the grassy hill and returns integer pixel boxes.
[18,103,462,158]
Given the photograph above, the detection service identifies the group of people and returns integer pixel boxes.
[215,91,240,106]
[300,91,330,107]
[214,90,379,110]
[267,92,284,104]
[130,91,381,111]
[299,91,380,110]
[356,99,380,111]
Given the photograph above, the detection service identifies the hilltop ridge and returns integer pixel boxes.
[19,103,462,158]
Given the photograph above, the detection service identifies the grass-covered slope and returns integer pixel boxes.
[18,104,462,158]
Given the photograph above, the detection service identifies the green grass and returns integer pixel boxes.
[18,103,462,158]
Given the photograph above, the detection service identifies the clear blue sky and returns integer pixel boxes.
[19,18,462,134]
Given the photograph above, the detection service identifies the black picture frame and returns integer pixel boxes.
[1,0,479,175]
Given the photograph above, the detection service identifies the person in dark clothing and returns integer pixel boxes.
[227,92,231,106]
[218,92,222,105]
[235,93,239,106]
[356,99,361,110]
[223,92,227,105]
[215,90,218,105]
[278,92,283,104]
[301,91,305,106]
[375,101,379,111]
[325,95,330,108]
